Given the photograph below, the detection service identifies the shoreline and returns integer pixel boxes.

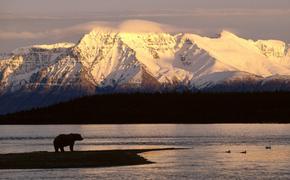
[0,148,180,170]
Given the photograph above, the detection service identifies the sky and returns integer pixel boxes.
[0,0,290,52]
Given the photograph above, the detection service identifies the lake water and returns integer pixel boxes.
[1,124,290,179]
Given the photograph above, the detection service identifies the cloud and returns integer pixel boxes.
[0,9,288,40]
[0,19,241,43]
[0,21,113,40]
[118,20,181,33]
[0,20,188,40]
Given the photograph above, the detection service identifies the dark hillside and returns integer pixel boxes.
[1,92,290,124]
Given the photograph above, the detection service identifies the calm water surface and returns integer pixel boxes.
[1,124,290,179]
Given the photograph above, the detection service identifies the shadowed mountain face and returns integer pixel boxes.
[0,29,290,114]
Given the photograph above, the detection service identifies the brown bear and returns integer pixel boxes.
[53,133,83,152]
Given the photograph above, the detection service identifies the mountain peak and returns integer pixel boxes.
[12,42,75,55]
[219,30,240,39]
[1,28,290,114]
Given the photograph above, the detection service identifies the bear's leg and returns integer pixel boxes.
[54,145,59,152]
[60,146,65,152]
[70,144,74,152]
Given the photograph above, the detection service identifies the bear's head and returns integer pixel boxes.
[71,133,84,141]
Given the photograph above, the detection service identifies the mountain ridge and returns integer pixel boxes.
[1,29,290,114]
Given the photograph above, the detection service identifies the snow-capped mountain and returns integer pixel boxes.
[0,28,290,114]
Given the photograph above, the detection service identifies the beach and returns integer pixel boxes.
[0,148,177,169]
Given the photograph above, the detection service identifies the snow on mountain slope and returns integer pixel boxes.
[12,42,75,55]
[2,29,290,94]
[185,31,290,77]
[255,40,287,58]
[1,28,290,113]
[0,43,80,93]
[119,32,176,77]
[174,35,239,85]
[119,32,239,85]
[74,29,143,87]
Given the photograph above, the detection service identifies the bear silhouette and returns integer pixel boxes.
[53,133,83,152]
